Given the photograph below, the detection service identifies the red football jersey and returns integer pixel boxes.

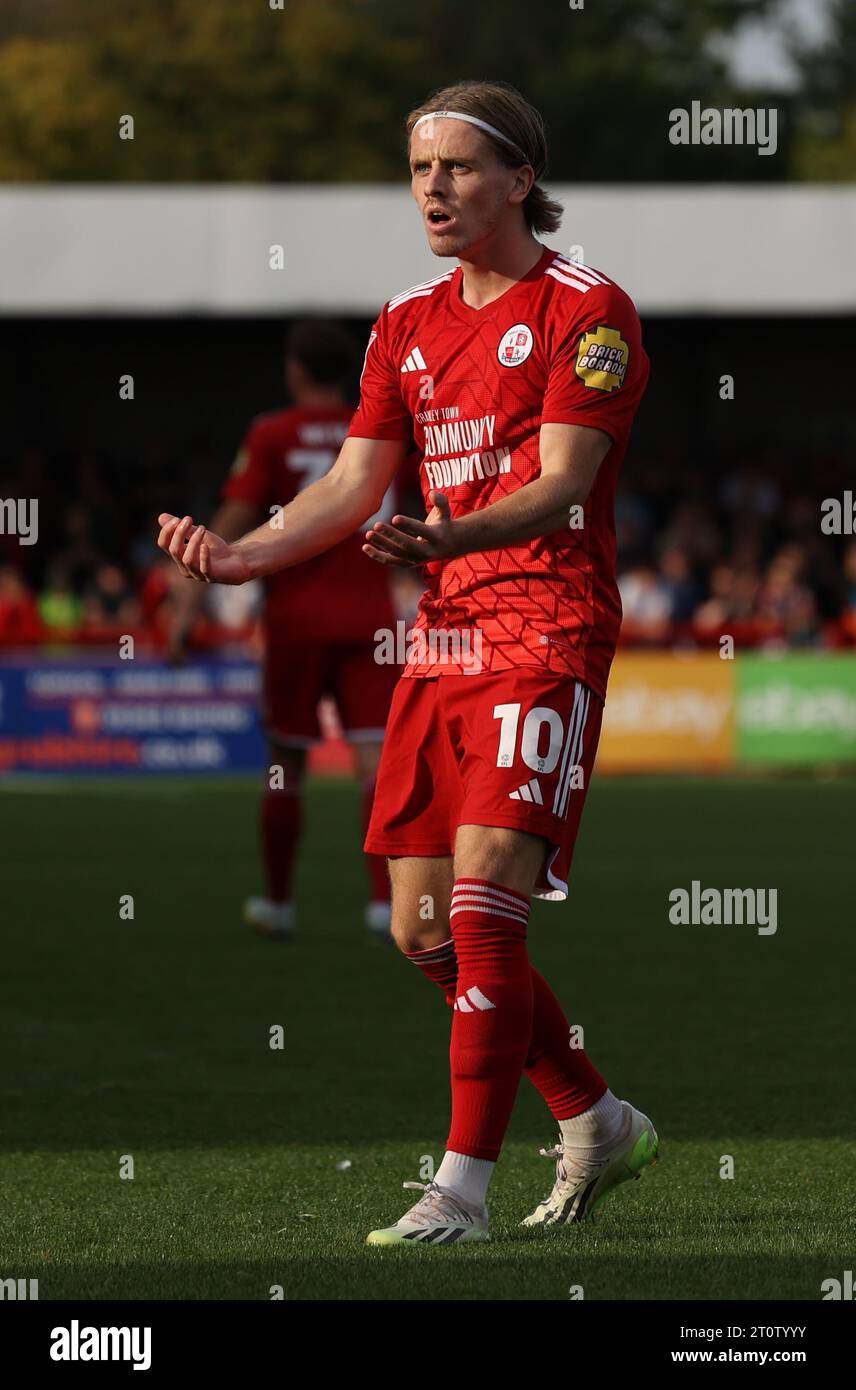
[347,244,649,699]
[223,404,396,643]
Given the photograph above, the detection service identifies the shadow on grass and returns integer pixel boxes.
[9,1254,839,1302]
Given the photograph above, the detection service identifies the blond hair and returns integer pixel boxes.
[405,80,563,237]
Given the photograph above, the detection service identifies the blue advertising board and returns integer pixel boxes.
[0,652,266,774]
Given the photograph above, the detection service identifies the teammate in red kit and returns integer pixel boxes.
[157,80,658,1244]
[169,321,398,939]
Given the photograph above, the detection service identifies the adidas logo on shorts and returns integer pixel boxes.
[508,778,543,804]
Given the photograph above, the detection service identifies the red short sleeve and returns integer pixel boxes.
[347,311,411,442]
[541,282,648,443]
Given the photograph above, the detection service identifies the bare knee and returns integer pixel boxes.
[390,916,439,953]
[388,856,453,954]
[390,894,450,954]
[454,824,544,896]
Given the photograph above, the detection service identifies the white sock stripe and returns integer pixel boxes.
[453,881,530,912]
[450,906,530,928]
[408,940,456,960]
[449,902,529,927]
[447,900,528,922]
[450,889,530,922]
[453,887,529,910]
[450,891,529,912]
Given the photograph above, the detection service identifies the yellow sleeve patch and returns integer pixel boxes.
[575,324,629,392]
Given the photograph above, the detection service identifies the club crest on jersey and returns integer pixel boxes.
[497,323,534,367]
[576,325,629,392]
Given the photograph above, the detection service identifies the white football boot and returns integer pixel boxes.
[366,1180,489,1246]
[242,897,295,940]
[521,1100,659,1227]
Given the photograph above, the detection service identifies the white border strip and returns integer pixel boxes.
[1,185,853,313]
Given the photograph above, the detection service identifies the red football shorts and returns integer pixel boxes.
[262,641,398,746]
[365,670,604,901]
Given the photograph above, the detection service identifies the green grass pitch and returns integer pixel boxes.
[1,773,854,1300]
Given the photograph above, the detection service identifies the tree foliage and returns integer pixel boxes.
[789,0,856,180]
[0,0,848,182]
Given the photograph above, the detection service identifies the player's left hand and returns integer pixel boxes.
[363,490,458,567]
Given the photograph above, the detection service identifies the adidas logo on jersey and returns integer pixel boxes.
[401,346,428,373]
[453,986,497,1013]
[509,778,544,805]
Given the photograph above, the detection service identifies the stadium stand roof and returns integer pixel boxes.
[1,185,853,315]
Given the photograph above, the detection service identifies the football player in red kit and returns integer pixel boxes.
[158,80,658,1244]
[169,321,398,939]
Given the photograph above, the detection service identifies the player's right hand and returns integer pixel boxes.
[157,514,254,585]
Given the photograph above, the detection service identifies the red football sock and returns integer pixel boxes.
[360,775,390,903]
[525,966,608,1119]
[260,784,302,904]
[405,933,607,1121]
[404,939,458,999]
[446,878,534,1161]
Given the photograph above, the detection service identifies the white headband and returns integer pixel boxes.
[411,110,528,162]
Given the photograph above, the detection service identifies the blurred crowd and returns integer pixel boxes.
[0,443,262,651]
[1,441,855,650]
[615,444,855,648]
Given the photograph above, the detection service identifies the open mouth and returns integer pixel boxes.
[427,209,454,227]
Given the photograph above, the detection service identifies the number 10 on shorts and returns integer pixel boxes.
[494,702,570,774]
